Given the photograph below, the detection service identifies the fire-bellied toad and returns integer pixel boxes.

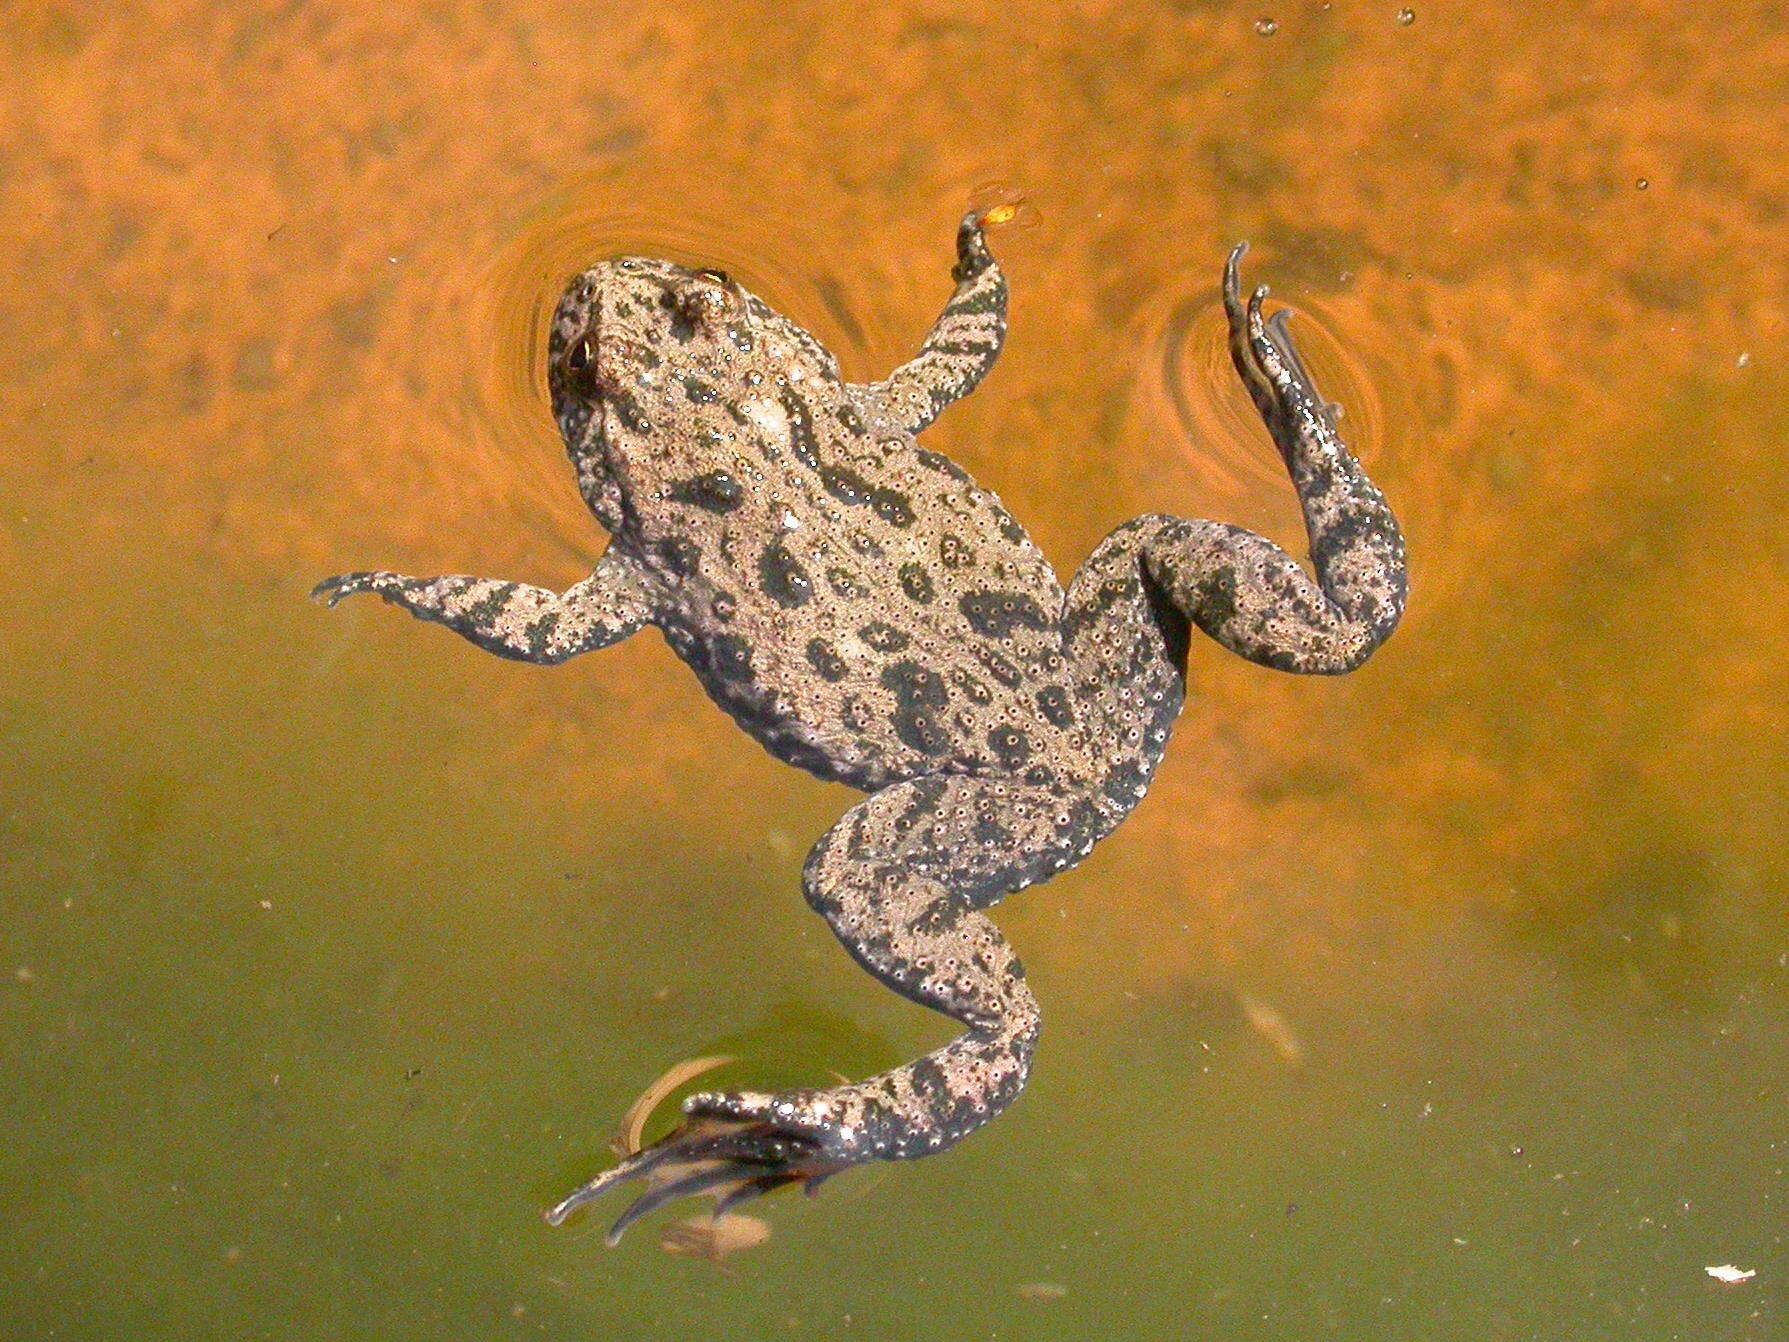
[314,209,1407,1242]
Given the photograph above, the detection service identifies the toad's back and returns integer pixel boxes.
[559,259,1077,791]
[642,378,1077,792]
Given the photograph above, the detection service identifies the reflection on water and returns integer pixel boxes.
[1,4,1784,1340]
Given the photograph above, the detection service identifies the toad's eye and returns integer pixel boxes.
[563,335,603,396]
[695,267,731,286]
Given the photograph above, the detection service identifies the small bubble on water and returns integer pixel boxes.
[1396,7,1415,24]
[1635,177,1649,190]
[1255,16,1278,35]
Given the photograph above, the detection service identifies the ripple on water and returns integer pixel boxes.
[392,189,888,572]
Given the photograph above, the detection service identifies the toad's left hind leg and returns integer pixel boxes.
[545,774,1084,1244]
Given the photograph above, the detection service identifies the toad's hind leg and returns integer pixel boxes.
[1181,243,1408,672]
[1070,246,1407,692]
[545,775,1086,1243]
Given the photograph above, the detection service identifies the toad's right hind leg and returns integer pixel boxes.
[544,772,1106,1243]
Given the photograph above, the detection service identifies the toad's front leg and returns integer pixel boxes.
[858,209,1010,434]
[545,774,1091,1244]
[312,547,654,664]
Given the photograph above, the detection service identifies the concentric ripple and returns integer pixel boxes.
[395,187,889,572]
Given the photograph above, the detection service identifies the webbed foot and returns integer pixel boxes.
[1222,242,1341,450]
[543,1088,853,1245]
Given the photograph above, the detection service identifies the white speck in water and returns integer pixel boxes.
[1255,16,1277,35]
[1705,1264,1756,1284]
[1396,7,1415,25]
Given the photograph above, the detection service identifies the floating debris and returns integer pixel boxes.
[1239,994,1305,1065]
[1705,1264,1756,1284]
[1015,1281,1069,1301]
[660,1213,771,1264]
[611,1054,734,1158]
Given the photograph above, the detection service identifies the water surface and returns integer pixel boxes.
[2,4,1784,1339]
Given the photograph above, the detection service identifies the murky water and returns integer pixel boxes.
[3,4,1785,1339]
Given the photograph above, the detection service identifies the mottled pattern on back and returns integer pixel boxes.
[545,249,1078,794]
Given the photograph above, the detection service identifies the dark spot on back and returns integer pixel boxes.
[759,540,814,608]
[657,536,701,577]
[608,388,652,435]
[870,488,915,527]
[881,659,948,708]
[806,637,847,682]
[859,621,911,653]
[668,470,745,514]
[666,292,697,342]
[881,659,950,756]
[899,563,935,603]
[778,386,821,469]
[987,726,1032,769]
[959,590,1050,640]
[1036,684,1075,728]
[939,534,974,569]
[949,667,991,704]
[973,646,1022,688]
[820,464,874,507]
[825,566,868,600]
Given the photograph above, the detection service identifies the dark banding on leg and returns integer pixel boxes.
[311,547,655,664]
[860,211,1010,435]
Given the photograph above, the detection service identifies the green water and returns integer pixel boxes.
[2,3,1784,1338]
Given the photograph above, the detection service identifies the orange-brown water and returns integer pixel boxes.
[2,4,1784,1339]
